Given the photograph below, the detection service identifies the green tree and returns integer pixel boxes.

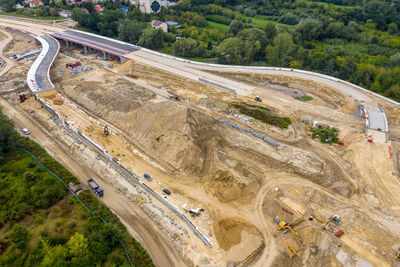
[174,38,198,57]
[68,232,88,257]
[138,28,164,49]
[217,37,259,65]
[264,23,277,44]
[0,0,16,12]
[295,19,323,41]
[10,225,29,250]
[267,32,295,67]
[118,19,145,44]
[279,13,299,25]
[228,20,244,35]
[0,110,16,162]
[388,22,398,34]
[49,7,58,17]
[39,239,68,266]
[389,53,400,68]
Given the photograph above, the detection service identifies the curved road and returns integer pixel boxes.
[1,18,399,266]
[0,29,13,76]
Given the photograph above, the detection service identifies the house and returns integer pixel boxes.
[161,0,175,8]
[94,4,104,12]
[166,20,180,28]
[149,20,168,33]
[58,9,72,18]
[139,0,161,13]
[28,0,44,8]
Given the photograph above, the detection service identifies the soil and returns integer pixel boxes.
[2,23,400,266]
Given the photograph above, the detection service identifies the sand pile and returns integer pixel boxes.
[206,170,244,202]
[213,218,246,251]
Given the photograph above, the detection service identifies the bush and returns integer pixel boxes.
[10,225,30,250]
[310,126,339,144]
[205,15,233,25]
[231,103,292,128]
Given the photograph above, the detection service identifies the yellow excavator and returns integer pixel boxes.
[278,221,304,244]
[395,249,400,261]
[273,217,305,246]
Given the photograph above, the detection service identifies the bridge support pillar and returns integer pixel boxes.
[65,40,69,48]
[84,46,87,54]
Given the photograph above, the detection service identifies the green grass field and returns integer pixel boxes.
[305,0,355,9]
[207,21,229,31]
[295,95,313,101]
[251,16,294,28]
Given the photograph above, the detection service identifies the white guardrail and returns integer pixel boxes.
[70,29,399,106]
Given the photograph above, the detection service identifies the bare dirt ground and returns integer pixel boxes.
[2,28,400,266]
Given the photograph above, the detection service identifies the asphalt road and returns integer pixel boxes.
[50,30,139,56]
[34,35,59,91]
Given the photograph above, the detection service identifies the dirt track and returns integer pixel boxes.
[2,19,400,266]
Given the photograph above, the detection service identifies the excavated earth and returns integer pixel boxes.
[2,41,398,266]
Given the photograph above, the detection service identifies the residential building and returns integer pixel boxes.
[139,0,161,13]
[149,20,168,33]
[26,0,44,8]
[166,20,181,28]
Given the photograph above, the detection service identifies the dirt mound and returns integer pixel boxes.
[213,218,257,251]
[206,170,245,202]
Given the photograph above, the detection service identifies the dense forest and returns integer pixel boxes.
[2,0,400,100]
[0,110,153,266]
[69,0,400,100]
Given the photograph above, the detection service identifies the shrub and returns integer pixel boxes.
[230,103,292,128]
[310,127,339,144]
[10,225,30,250]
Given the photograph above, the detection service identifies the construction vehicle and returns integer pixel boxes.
[87,179,104,197]
[103,125,110,136]
[255,96,262,102]
[66,61,81,69]
[395,249,400,261]
[273,217,305,245]
[323,215,342,229]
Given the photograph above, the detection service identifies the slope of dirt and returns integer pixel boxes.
[206,170,245,202]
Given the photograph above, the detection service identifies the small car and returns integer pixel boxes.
[144,174,152,181]
[22,128,30,135]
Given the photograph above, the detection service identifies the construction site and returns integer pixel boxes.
[1,18,400,267]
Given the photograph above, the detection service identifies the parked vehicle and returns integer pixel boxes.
[144,173,152,181]
[87,179,104,197]
[22,128,30,135]
[163,189,171,195]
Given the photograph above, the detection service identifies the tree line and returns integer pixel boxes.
[66,0,400,100]
[0,109,153,266]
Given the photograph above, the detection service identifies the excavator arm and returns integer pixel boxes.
[287,226,303,243]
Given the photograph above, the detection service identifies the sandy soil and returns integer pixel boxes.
[1,20,400,266]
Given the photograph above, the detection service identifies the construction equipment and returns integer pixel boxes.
[66,61,81,69]
[254,96,262,102]
[323,215,342,229]
[274,217,305,245]
[103,125,110,136]
[395,249,400,261]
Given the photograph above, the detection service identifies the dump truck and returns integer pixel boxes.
[87,179,104,197]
